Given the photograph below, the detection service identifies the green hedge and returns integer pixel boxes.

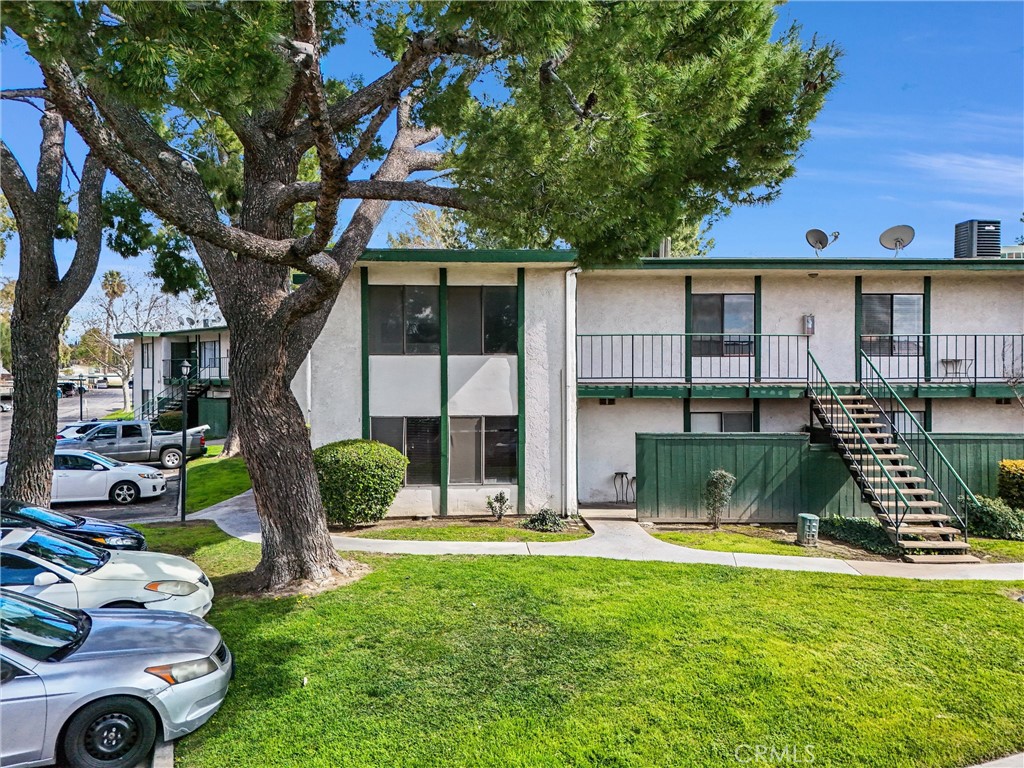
[997,460,1024,509]
[963,495,1024,541]
[818,515,899,555]
[158,411,183,431]
[313,439,407,528]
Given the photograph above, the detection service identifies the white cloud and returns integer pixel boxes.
[896,151,1024,195]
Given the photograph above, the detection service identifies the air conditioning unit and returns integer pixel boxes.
[954,220,1001,259]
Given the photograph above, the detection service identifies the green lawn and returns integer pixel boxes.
[101,408,133,420]
[135,522,1024,768]
[185,445,252,514]
[969,537,1024,562]
[652,527,822,557]
[351,524,590,543]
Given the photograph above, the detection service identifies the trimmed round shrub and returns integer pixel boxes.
[997,460,1024,510]
[313,439,408,527]
[157,410,183,431]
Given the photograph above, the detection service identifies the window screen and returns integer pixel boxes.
[448,416,518,484]
[692,294,754,356]
[404,287,440,354]
[448,287,483,355]
[371,417,404,455]
[449,417,482,483]
[862,294,923,356]
[483,416,518,483]
[368,285,404,354]
[406,418,441,485]
[690,412,722,433]
[722,412,754,432]
[483,287,517,353]
[690,412,754,433]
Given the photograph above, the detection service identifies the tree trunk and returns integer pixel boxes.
[2,301,62,506]
[219,422,242,458]
[121,381,130,412]
[227,315,350,589]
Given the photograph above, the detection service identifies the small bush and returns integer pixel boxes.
[997,460,1024,509]
[486,491,512,521]
[819,515,900,555]
[313,439,408,528]
[522,508,566,532]
[962,494,1024,541]
[703,469,736,529]
[158,411,182,431]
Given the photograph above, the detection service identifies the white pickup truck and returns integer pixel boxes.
[60,420,209,469]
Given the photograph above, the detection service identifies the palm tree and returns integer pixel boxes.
[100,270,126,370]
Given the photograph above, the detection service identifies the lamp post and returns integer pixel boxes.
[76,374,85,421]
[179,359,192,524]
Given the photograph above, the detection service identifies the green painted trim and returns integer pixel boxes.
[640,431,810,442]
[922,276,932,382]
[924,398,933,432]
[114,331,162,340]
[360,267,370,440]
[609,258,1022,272]
[920,384,975,398]
[753,276,762,383]
[633,385,689,398]
[690,384,749,399]
[439,269,449,517]
[683,400,691,432]
[361,249,577,264]
[748,385,806,399]
[975,383,1017,398]
[752,399,761,432]
[578,385,632,398]
[517,268,527,515]
[854,276,863,383]
[684,276,693,381]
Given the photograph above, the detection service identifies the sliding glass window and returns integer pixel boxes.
[449,416,518,483]
[448,286,518,355]
[368,285,440,355]
[370,416,441,485]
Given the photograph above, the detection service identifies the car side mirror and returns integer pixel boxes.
[92,464,106,471]
[33,572,60,587]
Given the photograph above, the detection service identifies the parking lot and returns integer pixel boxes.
[1,388,184,523]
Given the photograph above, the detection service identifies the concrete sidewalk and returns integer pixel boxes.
[195,491,1024,581]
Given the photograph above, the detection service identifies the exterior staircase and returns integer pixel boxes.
[807,352,979,563]
[134,378,210,423]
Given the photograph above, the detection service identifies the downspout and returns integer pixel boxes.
[564,267,582,517]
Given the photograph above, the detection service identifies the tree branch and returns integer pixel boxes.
[276,179,467,211]
[57,152,107,313]
[0,141,37,218]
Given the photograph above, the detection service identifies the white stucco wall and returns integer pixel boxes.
[524,268,568,513]
[309,276,362,448]
[931,274,1024,334]
[369,357,442,417]
[576,271,686,334]
[448,356,516,416]
[577,398,686,503]
[759,400,809,433]
[931,399,1024,433]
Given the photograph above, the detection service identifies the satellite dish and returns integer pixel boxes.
[805,228,840,256]
[879,225,915,254]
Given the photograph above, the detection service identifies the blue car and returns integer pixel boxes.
[0,499,146,551]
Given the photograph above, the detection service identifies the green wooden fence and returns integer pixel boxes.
[635,432,1024,522]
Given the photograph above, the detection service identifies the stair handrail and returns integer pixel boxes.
[859,352,975,534]
[807,352,914,534]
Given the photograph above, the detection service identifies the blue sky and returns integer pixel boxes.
[1,0,1021,295]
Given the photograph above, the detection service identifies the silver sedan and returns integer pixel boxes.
[1,589,232,768]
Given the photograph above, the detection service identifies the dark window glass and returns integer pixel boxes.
[483,287,517,354]
[449,417,482,483]
[0,553,46,585]
[722,412,754,432]
[484,416,518,483]
[862,294,923,356]
[448,287,483,355]
[0,592,81,661]
[90,426,117,440]
[404,287,440,354]
[121,424,144,439]
[6,504,75,529]
[368,285,404,354]
[21,532,107,574]
[63,455,97,471]
[141,343,152,368]
[371,417,405,456]
[200,341,219,368]
[406,418,440,485]
[692,294,753,356]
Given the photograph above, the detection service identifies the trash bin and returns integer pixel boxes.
[797,513,819,547]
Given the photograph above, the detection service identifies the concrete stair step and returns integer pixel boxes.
[859,465,918,473]
[884,525,962,536]
[873,499,944,508]
[872,488,934,496]
[896,540,970,550]
[837,432,893,439]
[903,554,981,564]
[898,513,950,522]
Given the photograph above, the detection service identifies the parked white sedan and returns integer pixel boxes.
[0,527,214,616]
[0,449,166,505]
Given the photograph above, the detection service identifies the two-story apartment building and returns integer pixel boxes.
[302,250,1024,543]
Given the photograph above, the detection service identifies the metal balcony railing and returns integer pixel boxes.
[577,334,808,384]
[860,334,1024,385]
[162,356,230,381]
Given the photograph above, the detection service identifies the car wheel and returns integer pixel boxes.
[109,481,139,506]
[160,447,183,469]
[62,696,157,768]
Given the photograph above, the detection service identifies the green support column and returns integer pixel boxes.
[924,398,933,432]
[752,399,761,432]
[753,275,762,383]
[517,268,527,515]
[439,269,449,517]
[684,276,693,382]
[360,267,370,439]
[923,276,932,383]
[683,399,691,432]
[854,276,863,384]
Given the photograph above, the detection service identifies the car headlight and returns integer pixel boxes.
[138,472,163,479]
[92,536,137,547]
[145,657,218,685]
[145,580,200,596]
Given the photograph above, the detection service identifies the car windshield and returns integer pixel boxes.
[20,531,109,574]
[6,503,77,530]
[0,591,87,662]
[82,451,125,468]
